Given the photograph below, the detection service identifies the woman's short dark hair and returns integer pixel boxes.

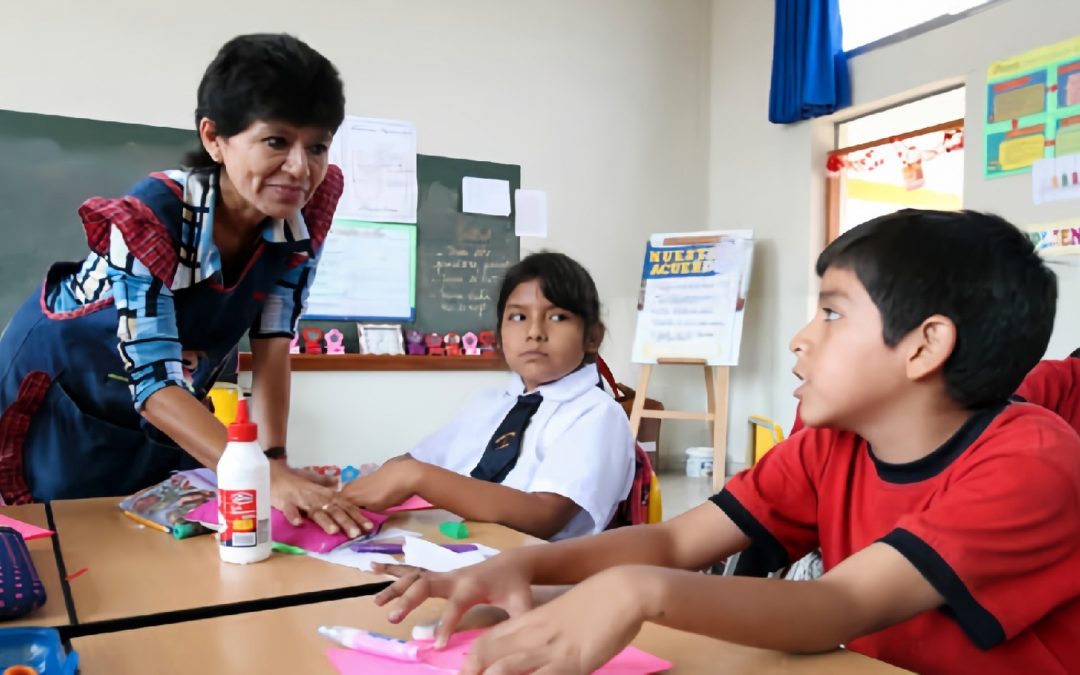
[183,33,345,168]
[496,251,604,346]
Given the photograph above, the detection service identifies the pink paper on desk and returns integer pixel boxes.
[0,514,53,541]
[385,495,434,513]
[184,500,389,554]
[325,629,672,674]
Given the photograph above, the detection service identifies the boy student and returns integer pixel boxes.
[340,252,635,541]
[1014,348,1080,435]
[372,210,1080,675]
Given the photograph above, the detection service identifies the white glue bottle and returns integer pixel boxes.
[217,398,271,564]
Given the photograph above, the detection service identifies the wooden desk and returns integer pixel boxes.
[72,596,909,674]
[0,503,70,627]
[51,497,538,630]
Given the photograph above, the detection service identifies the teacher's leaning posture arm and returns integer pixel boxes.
[0,33,369,538]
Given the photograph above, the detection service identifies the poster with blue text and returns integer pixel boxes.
[632,230,754,366]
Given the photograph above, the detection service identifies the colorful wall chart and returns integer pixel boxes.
[1023,218,1080,257]
[985,34,1080,178]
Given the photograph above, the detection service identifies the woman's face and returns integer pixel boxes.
[201,118,333,220]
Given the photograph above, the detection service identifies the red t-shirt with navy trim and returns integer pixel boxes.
[1015,356,1080,437]
[712,402,1080,674]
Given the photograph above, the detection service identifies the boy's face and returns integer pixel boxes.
[790,266,908,429]
[500,279,598,392]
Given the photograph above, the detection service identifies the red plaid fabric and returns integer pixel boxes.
[301,164,343,252]
[78,195,179,284]
[0,372,52,505]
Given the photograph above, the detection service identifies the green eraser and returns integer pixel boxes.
[439,521,469,539]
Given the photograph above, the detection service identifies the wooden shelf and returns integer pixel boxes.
[238,353,507,372]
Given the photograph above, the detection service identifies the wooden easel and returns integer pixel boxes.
[628,358,730,490]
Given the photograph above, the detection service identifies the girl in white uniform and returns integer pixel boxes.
[342,252,635,540]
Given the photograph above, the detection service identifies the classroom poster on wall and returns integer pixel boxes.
[1023,218,1080,258]
[985,34,1080,178]
[631,230,754,366]
[304,219,417,321]
[1032,154,1080,204]
[328,116,418,223]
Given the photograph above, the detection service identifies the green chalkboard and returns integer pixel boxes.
[0,109,195,325]
[0,111,521,352]
[301,155,520,350]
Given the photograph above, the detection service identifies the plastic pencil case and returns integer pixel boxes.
[0,528,45,621]
[0,627,78,674]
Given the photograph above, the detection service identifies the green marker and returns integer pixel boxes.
[272,542,307,555]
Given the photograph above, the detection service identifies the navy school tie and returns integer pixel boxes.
[470,392,544,483]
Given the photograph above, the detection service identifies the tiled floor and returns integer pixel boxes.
[657,471,719,520]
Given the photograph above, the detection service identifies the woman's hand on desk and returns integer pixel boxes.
[339,457,424,512]
[269,461,373,538]
[372,552,535,648]
[460,566,645,675]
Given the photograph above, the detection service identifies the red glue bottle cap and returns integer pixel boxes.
[227,399,258,442]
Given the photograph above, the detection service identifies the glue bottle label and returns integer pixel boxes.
[219,489,269,547]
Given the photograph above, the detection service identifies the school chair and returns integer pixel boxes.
[711,414,788,577]
[597,356,663,527]
[609,443,663,528]
[746,415,785,467]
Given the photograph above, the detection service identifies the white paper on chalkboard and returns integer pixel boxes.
[514,189,548,238]
[462,177,511,216]
[304,220,417,321]
[328,116,418,224]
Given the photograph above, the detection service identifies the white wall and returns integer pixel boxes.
[1,1,712,468]
[709,0,1080,475]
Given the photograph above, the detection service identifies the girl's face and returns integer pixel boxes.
[499,279,601,392]
[201,118,333,223]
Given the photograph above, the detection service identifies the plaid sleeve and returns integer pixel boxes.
[249,168,341,338]
[250,253,318,338]
[105,226,189,408]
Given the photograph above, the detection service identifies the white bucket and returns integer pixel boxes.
[685,447,714,478]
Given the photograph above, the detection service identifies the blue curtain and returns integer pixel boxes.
[768,0,851,124]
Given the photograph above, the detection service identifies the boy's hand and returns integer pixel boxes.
[372,553,535,647]
[461,566,646,675]
[339,457,424,512]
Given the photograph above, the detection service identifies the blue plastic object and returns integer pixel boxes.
[0,627,78,674]
[340,465,360,483]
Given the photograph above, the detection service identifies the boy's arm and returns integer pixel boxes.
[635,542,942,652]
[462,542,942,674]
[374,501,750,644]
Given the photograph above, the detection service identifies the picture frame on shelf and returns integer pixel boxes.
[357,323,405,356]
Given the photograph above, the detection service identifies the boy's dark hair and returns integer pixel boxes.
[817,209,1056,408]
[496,251,604,347]
[184,33,345,168]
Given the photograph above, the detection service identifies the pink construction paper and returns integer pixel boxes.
[384,495,434,513]
[185,500,389,554]
[0,514,53,541]
[326,629,672,674]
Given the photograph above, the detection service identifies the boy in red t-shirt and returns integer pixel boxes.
[372,210,1080,675]
[1014,348,1080,435]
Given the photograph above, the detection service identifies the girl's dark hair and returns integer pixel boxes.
[496,251,604,349]
[183,33,345,168]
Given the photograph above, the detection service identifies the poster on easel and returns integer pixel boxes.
[631,230,754,366]
[985,34,1080,178]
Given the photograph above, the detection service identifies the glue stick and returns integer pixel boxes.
[217,398,271,564]
[318,625,422,661]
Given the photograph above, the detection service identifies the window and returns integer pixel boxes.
[840,0,994,52]
[826,89,965,242]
